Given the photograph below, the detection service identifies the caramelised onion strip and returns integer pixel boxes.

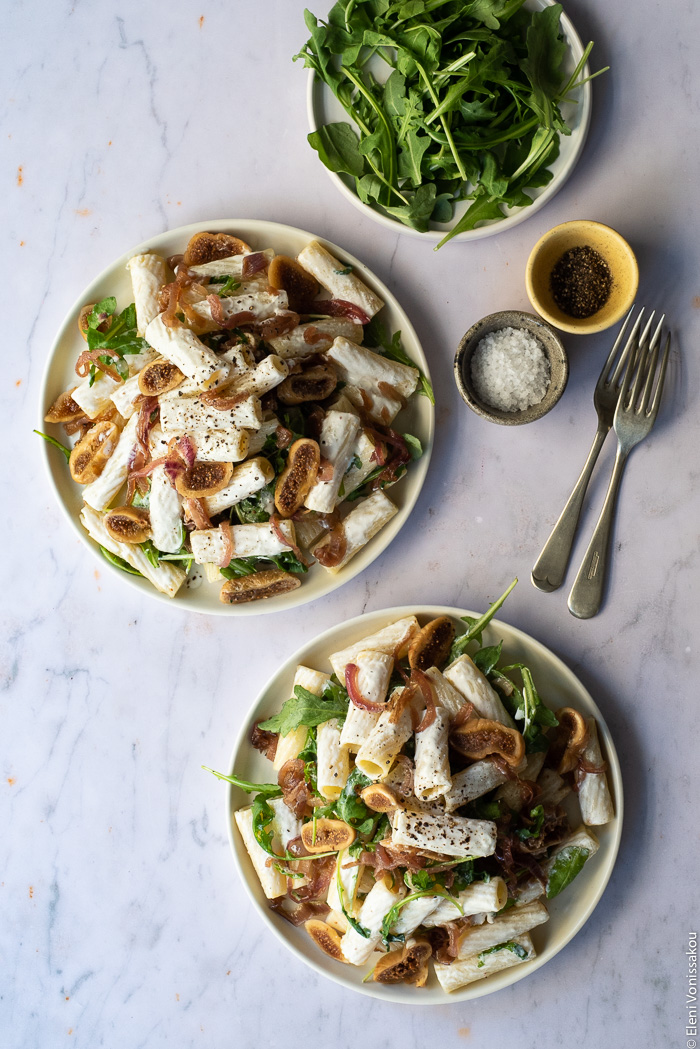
[303,325,326,345]
[218,520,234,568]
[241,251,268,278]
[136,395,159,453]
[313,522,347,568]
[275,425,293,449]
[345,663,385,714]
[206,294,255,330]
[200,385,250,410]
[451,701,475,729]
[316,299,371,325]
[269,897,329,927]
[270,513,308,566]
[75,348,123,383]
[378,380,407,409]
[183,496,211,531]
[162,262,199,328]
[317,456,334,482]
[413,668,437,733]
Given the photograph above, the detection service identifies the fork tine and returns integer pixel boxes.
[605,307,644,388]
[617,317,641,408]
[647,331,671,420]
[601,306,638,384]
[626,310,660,408]
[639,316,666,412]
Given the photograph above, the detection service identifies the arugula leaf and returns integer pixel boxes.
[497,663,558,752]
[334,767,372,827]
[404,433,423,461]
[380,888,462,947]
[546,845,590,898]
[449,577,517,661]
[477,940,529,967]
[85,299,148,384]
[34,429,71,463]
[515,803,545,841]
[99,546,142,577]
[201,767,282,797]
[209,275,241,296]
[234,482,275,524]
[258,682,350,736]
[308,121,366,176]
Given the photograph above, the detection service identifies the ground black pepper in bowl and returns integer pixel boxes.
[550,245,612,318]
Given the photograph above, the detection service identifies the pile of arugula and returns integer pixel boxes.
[296,0,606,246]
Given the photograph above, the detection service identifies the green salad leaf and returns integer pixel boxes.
[258,681,350,736]
[516,803,545,841]
[34,429,71,462]
[84,298,149,385]
[546,845,590,898]
[449,578,517,661]
[477,940,529,967]
[201,768,282,797]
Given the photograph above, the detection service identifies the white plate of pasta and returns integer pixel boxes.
[210,588,623,1002]
[38,219,433,615]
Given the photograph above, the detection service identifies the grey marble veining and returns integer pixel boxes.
[1,1,698,1046]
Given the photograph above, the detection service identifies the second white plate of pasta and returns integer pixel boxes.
[215,596,623,1003]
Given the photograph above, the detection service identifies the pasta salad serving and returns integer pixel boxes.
[38,227,432,605]
[208,583,618,996]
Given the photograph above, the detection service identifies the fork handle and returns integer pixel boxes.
[568,446,630,619]
[531,424,609,593]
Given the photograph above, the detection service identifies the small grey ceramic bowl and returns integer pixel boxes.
[454,310,569,426]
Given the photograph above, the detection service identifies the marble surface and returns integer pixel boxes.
[2,1,698,1046]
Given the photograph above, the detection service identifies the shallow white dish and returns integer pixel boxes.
[307,0,591,244]
[39,219,433,616]
[225,604,623,1003]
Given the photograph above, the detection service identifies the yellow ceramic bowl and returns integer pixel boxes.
[526,220,639,334]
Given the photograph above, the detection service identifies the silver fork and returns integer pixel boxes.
[531,307,646,593]
[568,317,671,619]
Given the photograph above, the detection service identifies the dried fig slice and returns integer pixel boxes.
[78,303,112,341]
[268,255,320,312]
[219,569,301,604]
[360,784,401,813]
[175,461,233,499]
[450,717,525,768]
[182,231,251,266]
[304,919,344,961]
[550,707,589,775]
[277,363,338,405]
[274,438,320,518]
[138,356,185,397]
[408,617,456,671]
[104,506,151,544]
[69,420,119,484]
[44,389,85,425]
[373,939,432,985]
[300,819,355,854]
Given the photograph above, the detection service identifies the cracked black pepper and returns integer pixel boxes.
[550,245,612,319]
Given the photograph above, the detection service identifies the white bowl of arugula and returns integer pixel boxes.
[299,0,605,247]
[208,585,623,1002]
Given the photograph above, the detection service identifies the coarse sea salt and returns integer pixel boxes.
[470,326,550,412]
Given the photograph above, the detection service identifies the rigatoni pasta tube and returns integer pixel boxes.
[391,809,497,859]
[354,693,413,781]
[329,616,419,681]
[577,718,614,826]
[435,934,536,993]
[455,901,549,960]
[316,719,350,800]
[234,806,287,900]
[273,666,330,771]
[444,759,509,813]
[340,876,405,966]
[339,649,393,751]
[413,707,451,801]
[421,878,508,927]
[126,253,168,334]
[443,654,515,728]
